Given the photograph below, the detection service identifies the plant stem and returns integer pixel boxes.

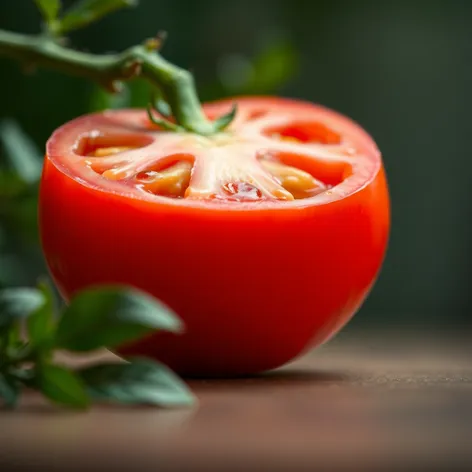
[0,29,216,135]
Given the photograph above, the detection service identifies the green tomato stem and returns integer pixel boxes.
[0,29,218,135]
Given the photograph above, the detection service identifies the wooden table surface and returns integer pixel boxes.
[1,332,471,471]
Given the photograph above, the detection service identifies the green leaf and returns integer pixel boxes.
[0,120,43,185]
[0,373,20,409]
[0,288,45,329]
[37,364,90,409]
[6,322,23,351]
[79,359,194,407]
[56,286,182,352]
[34,0,61,24]
[27,279,56,347]
[58,0,138,34]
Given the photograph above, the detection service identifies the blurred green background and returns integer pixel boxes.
[0,0,470,331]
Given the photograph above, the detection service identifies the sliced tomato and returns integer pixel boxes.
[39,97,390,376]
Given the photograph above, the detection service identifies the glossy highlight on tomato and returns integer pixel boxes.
[39,97,390,376]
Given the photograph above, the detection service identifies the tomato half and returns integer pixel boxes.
[39,97,390,376]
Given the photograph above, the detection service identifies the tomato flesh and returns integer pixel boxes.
[39,97,390,376]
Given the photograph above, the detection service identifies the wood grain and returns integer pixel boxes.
[1,332,471,471]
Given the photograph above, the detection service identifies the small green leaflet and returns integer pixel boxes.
[58,0,138,34]
[146,104,184,132]
[34,0,61,24]
[0,288,45,329]
[27,280,56,347]
[79,359,195,407]
[56,286,182,352]
[5,321,22,352]
[37,364,90,409]
[0,120,43,185]
[0,282,191,410]
[212,104,238,132]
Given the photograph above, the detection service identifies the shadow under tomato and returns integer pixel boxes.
[186,367,350,387]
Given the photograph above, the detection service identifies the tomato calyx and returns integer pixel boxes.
[147,97,238,136]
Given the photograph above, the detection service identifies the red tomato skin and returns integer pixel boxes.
[39,100,390,376]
